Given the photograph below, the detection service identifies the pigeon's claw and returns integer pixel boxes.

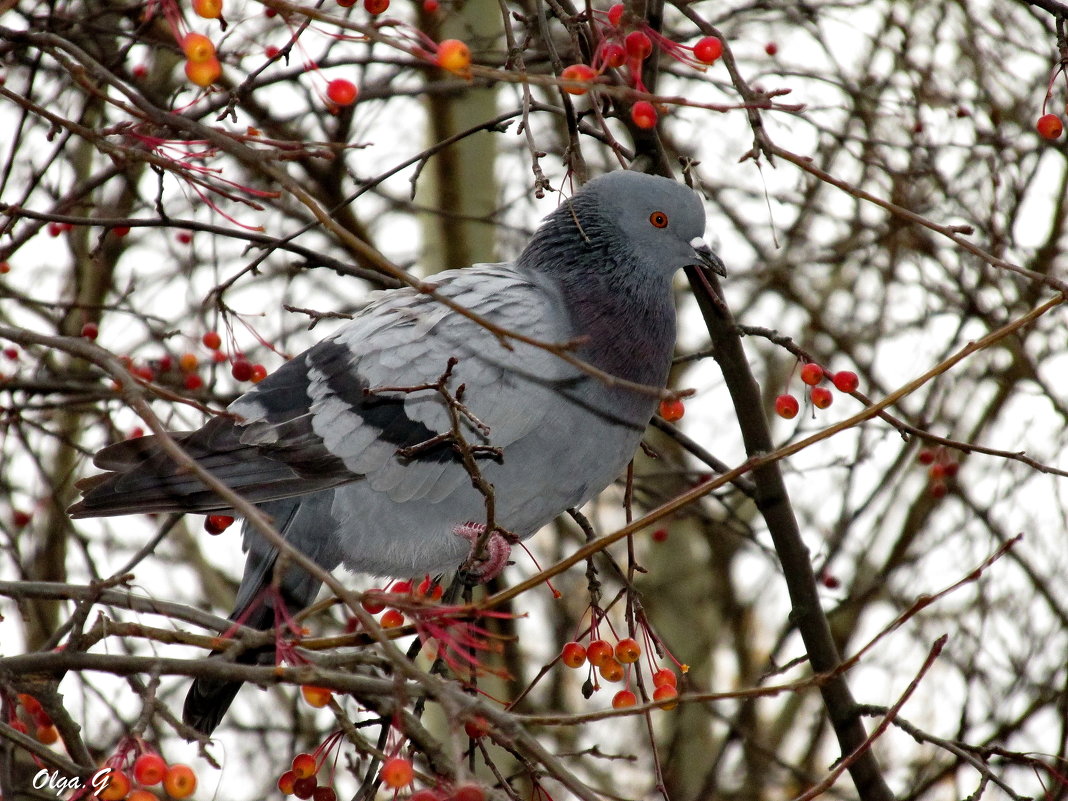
[453,522,514,582]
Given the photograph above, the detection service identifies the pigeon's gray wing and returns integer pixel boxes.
[69,265,574,517]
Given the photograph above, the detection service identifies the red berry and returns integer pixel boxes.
[928,463,946,480]
[693,36,723,64]
[380,757,413,788]
[47,221,64,237]
[601,43,626,68]
[612,689,637,708]
[293,775,318,799]
[659,397,685,422]
[831,370,859,393]
[362,591,386,614]
[764,42,778,55]
[326,79,358,106]
[452,783,486,801]
[18,694,43,714]
[163,764,197,799]
[301,685,333,708]
[78,322,98,340]
[560,63,597,95]
[624,30,652,61]
[423,0,439,10]
[630,100,658,129]
[250,363,268,382]
[2,346,17,360]
[111,225,130,237]
[133,753,167,786]
[312,787,337,801]
[599,656,625,682]
[561,641,587,668]
[363,0,388,12]
[930,481,948,499]
[917,449,935,464]
[266,45,281,58]
[202,330,222,349]
[278,771,297,794]
[775,394,799,419]
[204,514,235,535]
[944,462,960,478]
[810,386,833,409]
[464,715,490,739]
[652,684,678,709]
[820,571,841,589]
[231,358,253,381]
[381,608,405,628]
[132,64,148,79]
[799,362,824,385]
[651,527,668,542]
[291,752,317,779]
[1037,113,1064,140]
[607,3,624,26]
[183,372,204,390]
[652,668,677,688]
[411,791,443,801]
[586,638,613,668]
[614,637,641,664]
[176,230,193,244]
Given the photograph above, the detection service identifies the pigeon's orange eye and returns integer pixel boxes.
[649,211,669,228]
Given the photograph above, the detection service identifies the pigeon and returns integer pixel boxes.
[69,170,724,734]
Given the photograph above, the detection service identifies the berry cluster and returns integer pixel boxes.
[560,626,683,710]
[774,363,859,419]
[276,732,345,800]
[356,575,445,630]
[90,746,197,801]
[558,5,724,128]
[8,693,58,747]
[917,446,960,499]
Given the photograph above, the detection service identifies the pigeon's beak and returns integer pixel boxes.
[690,238,727,277]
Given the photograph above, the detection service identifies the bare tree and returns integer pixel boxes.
[1,1,1067,800]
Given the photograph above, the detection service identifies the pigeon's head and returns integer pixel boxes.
[523,171,725,281]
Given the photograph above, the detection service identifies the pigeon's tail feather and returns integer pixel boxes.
[182,495,341,735]
[67,420,350,518]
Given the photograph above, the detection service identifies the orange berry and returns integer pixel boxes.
[250,363,268,382]
[0,261,10,273]
[464,715,490,739]
[301,685,333,708]
[163,764,197,799]
[653,684,679,709]
[291,752,317,779]
[97,769,131,801]
[202,330,222,349]
[611,689,637,708]
[380,756,413,788]
[598,657,625,683]
[193,0,223,18]
[36,724,58,744]
[326,79,358,106]
[561,641,587,668]
[278,770,297,794]
[659,397,684,422]
[586,639,613,668]
[560,63,597,95]
[811,386,833,409]
[652,668,677,688]
[614,637,641,664]
[381,608,405,628]
[185,56,221,87]
[178,352,199,372]
[182,33,216,62]
[127,791,159,801]
[132,753,167,785]
[436,39,471,76]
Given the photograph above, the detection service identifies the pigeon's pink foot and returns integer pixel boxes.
[453,522,513,582]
